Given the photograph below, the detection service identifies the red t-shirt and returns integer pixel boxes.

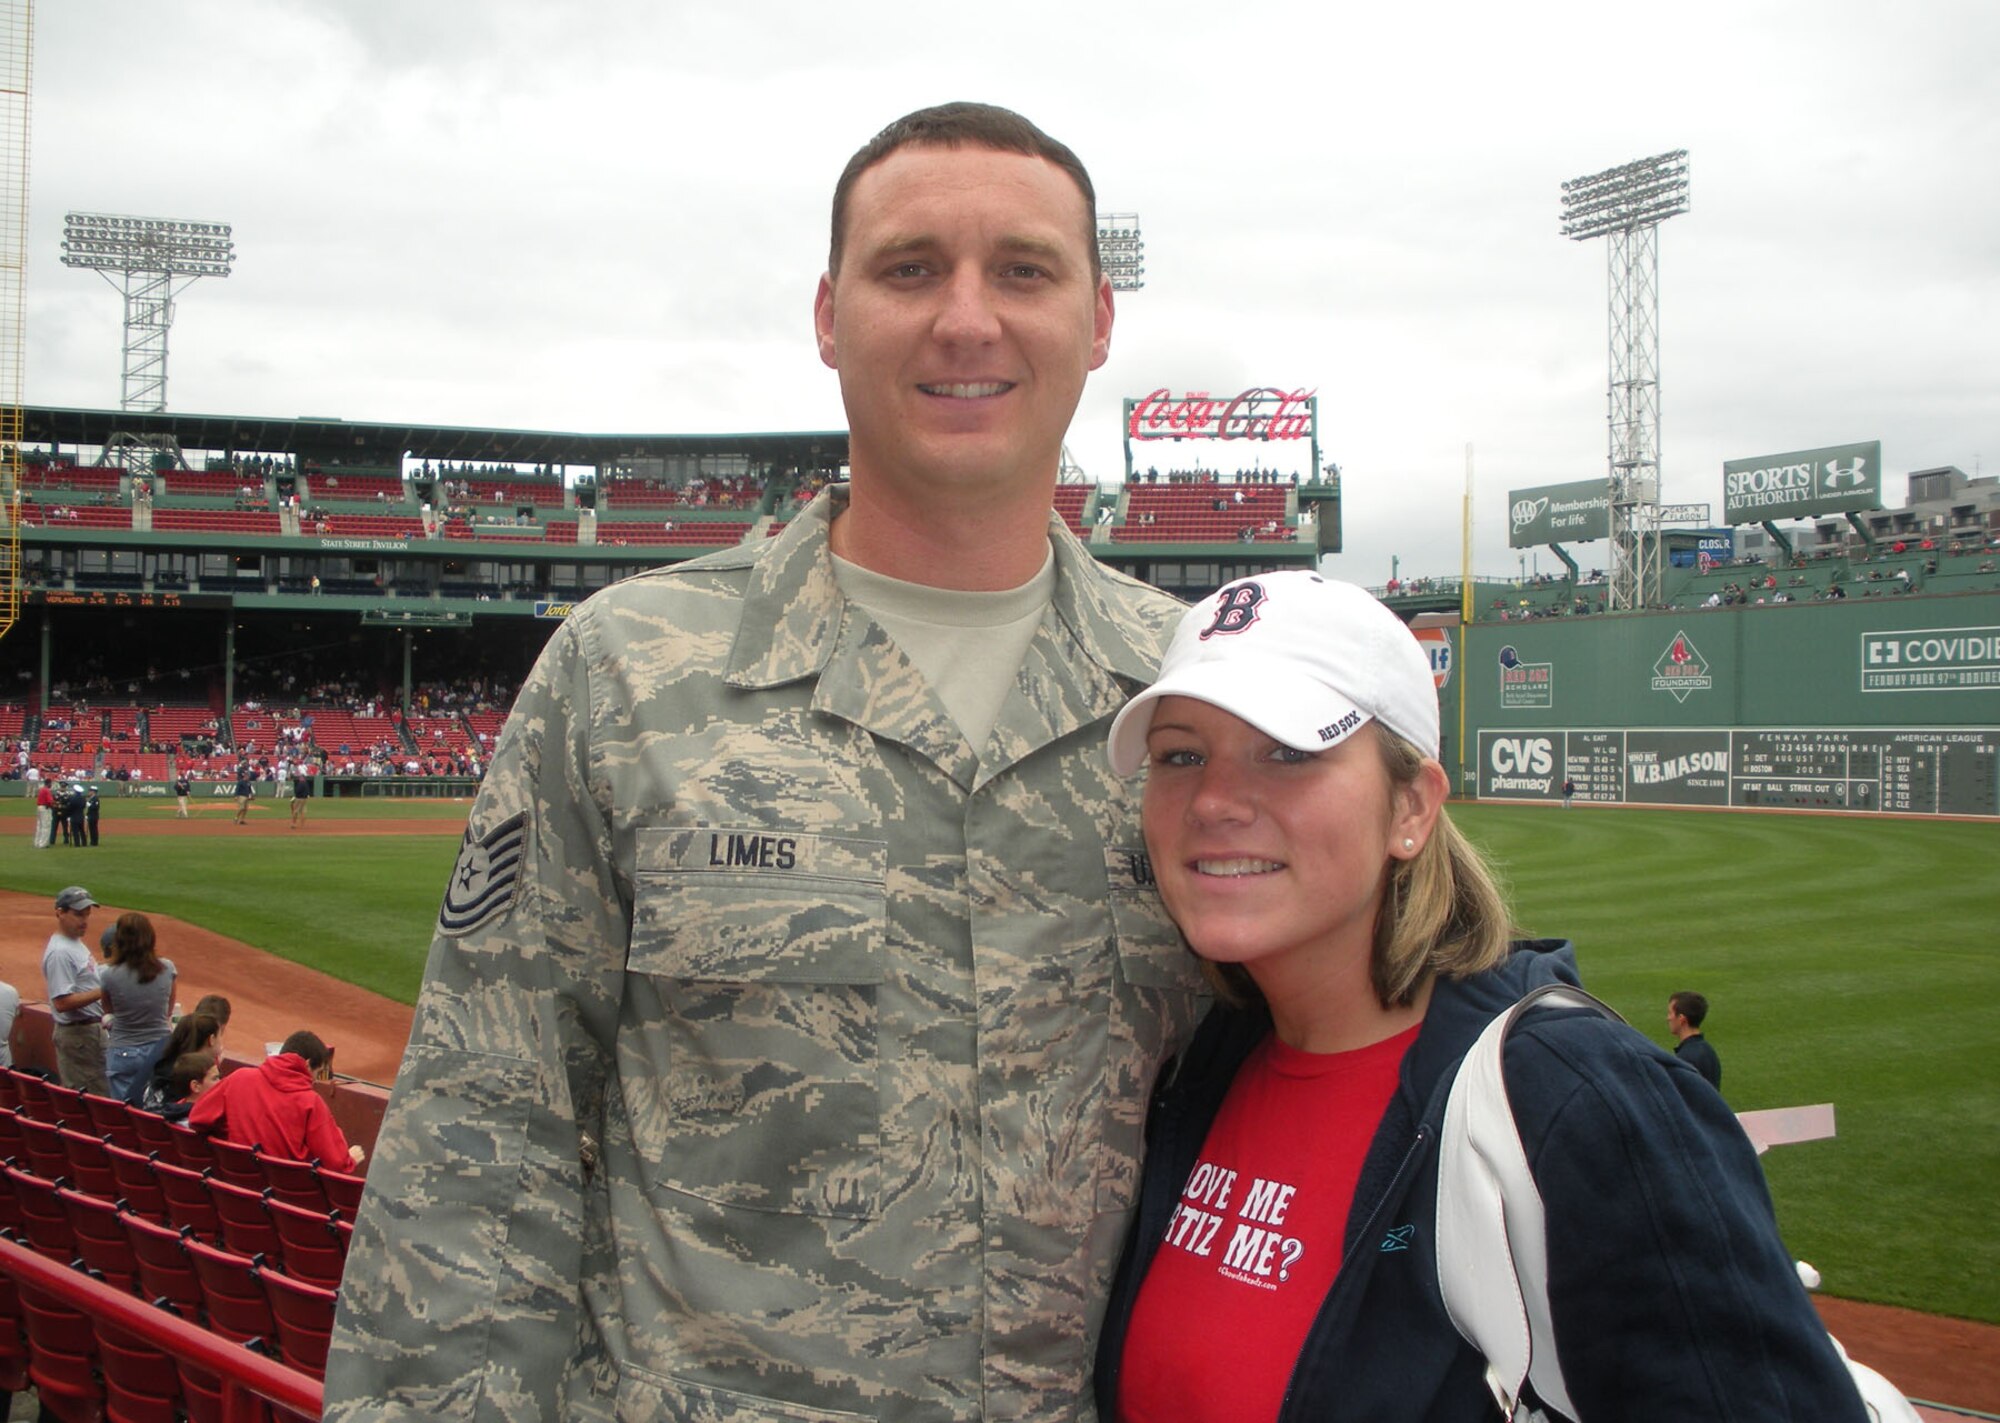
[1117,1023,1418,1423]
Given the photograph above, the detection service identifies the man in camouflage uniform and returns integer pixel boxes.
[326,103,1205,1423]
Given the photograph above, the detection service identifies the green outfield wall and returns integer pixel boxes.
[1448,592,2000,817]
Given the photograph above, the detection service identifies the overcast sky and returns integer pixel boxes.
[24,0,1999,581]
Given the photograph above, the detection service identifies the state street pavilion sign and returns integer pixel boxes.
[1125,387,1316,442]
[1722,440,1881,525]
[1508,479,1611,548]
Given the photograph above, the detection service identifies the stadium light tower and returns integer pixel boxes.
[1561,150,1688,611]
[1097,212,1145,292]
[61,211,234,414]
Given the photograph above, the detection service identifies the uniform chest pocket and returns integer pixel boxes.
[628,828,888,1220]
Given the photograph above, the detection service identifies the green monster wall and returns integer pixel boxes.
[1443,593,2000,817]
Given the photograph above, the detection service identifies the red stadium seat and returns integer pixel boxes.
[5,1164,77,1263]
[0,1106,27,1167]
[56,1188,135,1293]
[15,1114,72,1182]
[0,1068,22,1112]
[183,1238,273,1346]
[204,1135,267,1194]
[264,1199,347,1290]
[207,1178,283,1268]
[101,1144,170,1225]
[57,1127,122,1201]
[41,1080,89,1125]
[167,1124,219,1174]
[256,1269,336,1378]
[81,1095,145,1154]
[118,1214,204,1322]
[124,1111,179,1158]
[16,1274,105,1423]
[255,1152,327,1214]
[151,1159,220,1241]
[318,1166,366,1216]
[93,1315,186,1423]
[0,1268,29,1395]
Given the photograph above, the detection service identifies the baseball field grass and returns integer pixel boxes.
[0,793,1992,1323]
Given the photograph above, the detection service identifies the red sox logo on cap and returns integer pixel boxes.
[1199,580,1268,640]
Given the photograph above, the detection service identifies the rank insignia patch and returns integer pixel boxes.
[439,812,528,936]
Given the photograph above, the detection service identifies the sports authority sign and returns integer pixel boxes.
[1861,626,2000,692]
[1125,388,1316,442]
[1507,480,1611,548]
[1722,440,1881,524]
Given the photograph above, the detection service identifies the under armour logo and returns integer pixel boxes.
[1823,458,1866,488]
[1200,581,1267,639]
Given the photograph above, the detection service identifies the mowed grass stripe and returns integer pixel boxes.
[0,795,1991,1322]
[1454,804,1998,1323]
[0,797,458,1003]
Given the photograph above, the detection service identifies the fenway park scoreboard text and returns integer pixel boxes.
[1478,728,2000,818]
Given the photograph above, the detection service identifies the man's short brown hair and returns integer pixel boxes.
[828,101,1100,282]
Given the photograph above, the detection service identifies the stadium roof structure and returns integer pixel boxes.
[22,404,850,472]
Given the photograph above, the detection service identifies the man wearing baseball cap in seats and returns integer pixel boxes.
[44,885,111,1094]
[1093,570,1867,1422]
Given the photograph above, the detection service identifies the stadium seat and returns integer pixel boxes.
[16,1273,105,1423]
[42,1080,89,1125]
[319,1167,366,1215]
[81,1095,145,1154]
[256,1269,335,1379]
[93,1314,186,1423]
[0,1068,22,1112]
[4,1164,77,1263]
[167,1124,219,1174]
[118,1214,204,1323]
[56,1127,121,1201]
[254,1152,327,1213]
[263,1199,347,1289]
[151,1159,220,1241]
[15,1114,73,1182]
[0,1105,28,1165]
[182,1238,273,1347]
[0,1268,29,1395]
[56,1188,135,1294]
[206,1178,283,1268]
[101,1143,170,1224]
[124,1111,179,1158]
[11,1074,56,1123]
[203,1135,267,1194]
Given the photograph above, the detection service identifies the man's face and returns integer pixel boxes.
[57,906,89,939]
[815,143,1113,507]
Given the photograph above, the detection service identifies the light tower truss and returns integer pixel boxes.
[60,211,233,434]
[1561,150,1688,611]
[1096,213,1145,292]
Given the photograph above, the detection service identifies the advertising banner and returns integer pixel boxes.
[1722,440,1881,524]
[1507,480,1611,548]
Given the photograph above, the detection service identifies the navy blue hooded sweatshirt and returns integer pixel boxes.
[1095,941,1868,1422]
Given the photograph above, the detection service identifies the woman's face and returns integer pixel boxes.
[1140,697,1424,996]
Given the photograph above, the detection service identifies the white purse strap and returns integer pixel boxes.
[1436,984,1620,1421]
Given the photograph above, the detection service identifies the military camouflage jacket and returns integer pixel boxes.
[326,489,1206,1423]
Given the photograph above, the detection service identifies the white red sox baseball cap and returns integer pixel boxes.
[1107,571,1440,775]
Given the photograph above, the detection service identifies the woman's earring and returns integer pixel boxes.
[1402,838,1415,852]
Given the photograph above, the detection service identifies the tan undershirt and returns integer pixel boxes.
[832,546,1056,749]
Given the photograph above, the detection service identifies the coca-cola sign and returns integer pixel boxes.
[1126,387,1315,442]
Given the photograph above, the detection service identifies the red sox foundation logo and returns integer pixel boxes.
[1200,581,1267,640]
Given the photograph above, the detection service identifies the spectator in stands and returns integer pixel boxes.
[150,1050,221,1121]
[328,103,1202,1423]
[140,1010,223,1113]
[100,911,177,1104]
[43,885,111,1094]
[188,1028,365,1167]
[0,975,17,1068]
[1668,990,1723,1092]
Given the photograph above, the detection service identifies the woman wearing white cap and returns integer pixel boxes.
[1092,572,1867,1422]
